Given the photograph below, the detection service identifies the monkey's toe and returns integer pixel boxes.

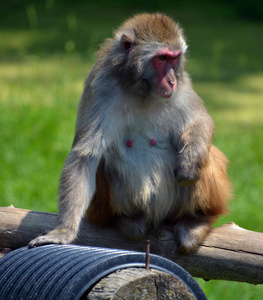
[28,231,75,248]
[28,236,56,248]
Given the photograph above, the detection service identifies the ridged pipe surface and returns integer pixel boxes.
[0,245,206,299]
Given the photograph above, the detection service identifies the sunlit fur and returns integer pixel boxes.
[29,13,231,253]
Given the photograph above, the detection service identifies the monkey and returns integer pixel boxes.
[28,13,231,253]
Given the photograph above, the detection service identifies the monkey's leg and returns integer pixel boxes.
[173,145,231,254]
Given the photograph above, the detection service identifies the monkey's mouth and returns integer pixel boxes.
[156,90,173,99]
[142,79,174,99]
[156,74,177,99]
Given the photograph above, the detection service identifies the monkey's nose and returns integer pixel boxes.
[168,80,175,86]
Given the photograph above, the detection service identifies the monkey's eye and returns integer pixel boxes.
[173,54,181,60]
[158,55,167,61]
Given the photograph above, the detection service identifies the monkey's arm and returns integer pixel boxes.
[174,101,215,185]
[28,150,100,247]
[28,67,117,248]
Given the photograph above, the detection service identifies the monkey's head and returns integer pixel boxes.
[105,13,188,100]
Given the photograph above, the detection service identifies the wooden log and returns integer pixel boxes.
[86,268,196,299]
[0,206,263,284]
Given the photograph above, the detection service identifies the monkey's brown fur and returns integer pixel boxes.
[29,13,231,253]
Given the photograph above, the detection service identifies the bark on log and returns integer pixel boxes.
[0,207,263,284]
[86,268,196,300]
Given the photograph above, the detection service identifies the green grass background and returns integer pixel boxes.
[1,0,263,298]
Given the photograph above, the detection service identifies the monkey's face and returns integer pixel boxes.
[151,48,182,99]
[115,14,187,100]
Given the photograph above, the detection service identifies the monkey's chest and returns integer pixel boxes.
[113,133,175,169]
[106,133,177,222]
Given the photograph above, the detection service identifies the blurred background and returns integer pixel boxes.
[0,0,262,298]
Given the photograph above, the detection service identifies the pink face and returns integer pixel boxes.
[152,49,182,99]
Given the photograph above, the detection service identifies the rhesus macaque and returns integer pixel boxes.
[29,13,231,253]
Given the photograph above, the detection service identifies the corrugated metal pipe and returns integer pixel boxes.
[0,244,206,299]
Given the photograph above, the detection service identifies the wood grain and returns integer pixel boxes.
[0,207,263,284]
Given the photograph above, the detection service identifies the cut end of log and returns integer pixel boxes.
[87,268,197,300]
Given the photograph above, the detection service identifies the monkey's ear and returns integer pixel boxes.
[121,33,135,52]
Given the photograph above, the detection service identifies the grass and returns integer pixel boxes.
[0,0,263,298]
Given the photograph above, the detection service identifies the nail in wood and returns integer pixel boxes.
[145,240,151,270]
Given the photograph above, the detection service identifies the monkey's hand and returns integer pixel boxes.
[28,228,75,248]
[174,144,208,185]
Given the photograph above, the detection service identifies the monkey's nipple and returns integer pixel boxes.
[150,139,157,146]
[126,140,133,148]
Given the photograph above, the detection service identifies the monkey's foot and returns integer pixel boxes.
[173,219,210,254]
[28,229,75,248]
[116,216,147,241]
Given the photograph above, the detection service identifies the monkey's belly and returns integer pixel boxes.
[106,136,178,224]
